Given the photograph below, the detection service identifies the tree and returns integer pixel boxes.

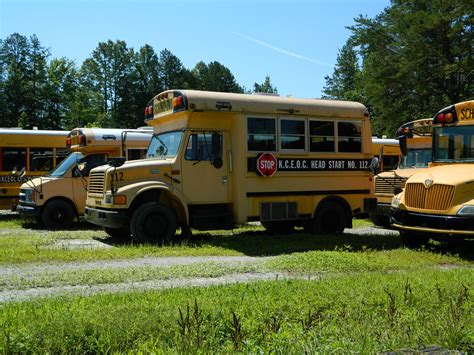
[191,61,243,93]
[253,75,278,94]
[158,49,191,90]
[349,0,473,136]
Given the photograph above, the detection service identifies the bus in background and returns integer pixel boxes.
[16,127,152,229]
[370,118,432,226]
[0,128,69,210]
[84,90,376,242]
[391,100,474,246]
[372,137,400,172]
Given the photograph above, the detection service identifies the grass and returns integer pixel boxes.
[0,269,472,353]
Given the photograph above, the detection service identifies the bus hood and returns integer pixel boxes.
[406,164,474,186]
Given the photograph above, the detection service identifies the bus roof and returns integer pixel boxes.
[0,128,68,136]
[395,118,432,138]
[145,90,369,122]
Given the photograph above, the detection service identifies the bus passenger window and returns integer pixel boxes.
[1,147,26,172]
[247,117,276,151]
[309,120,335,152]
[30,148,54,171]
[338,121,362,152]
[280,119,305,150]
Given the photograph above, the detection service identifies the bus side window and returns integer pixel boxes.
[75,154,107,177]
[309,120,335,152]
[30,148,54,171]
[1,147,26,172]
[247,117,276,151]
[185,132,222,161]
[127,149,147,160]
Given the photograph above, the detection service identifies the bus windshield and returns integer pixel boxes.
[433,126,474,163]
[398,148,431,168]
[146,131,183,159]
[48,152,84,177]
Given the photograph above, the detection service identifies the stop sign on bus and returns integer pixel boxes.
[256,152,278,177]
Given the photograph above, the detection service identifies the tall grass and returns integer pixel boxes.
[1,269,472,352]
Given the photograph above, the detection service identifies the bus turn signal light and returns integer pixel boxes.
[113,195,127,205]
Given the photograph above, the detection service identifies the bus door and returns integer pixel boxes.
[181,131,230,203]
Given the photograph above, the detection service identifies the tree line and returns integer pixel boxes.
[1,0,472,136]
[323,0,473,136]
[0,35,277,130]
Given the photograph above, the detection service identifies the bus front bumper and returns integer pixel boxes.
[84,206,129,229]
[390,208,474,236]
[16,203,41,218]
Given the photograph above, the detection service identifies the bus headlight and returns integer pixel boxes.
[391,196,400,209]
[20,189,37,203]
[457,205,474,216]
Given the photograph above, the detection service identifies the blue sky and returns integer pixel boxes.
[1,0,390,99]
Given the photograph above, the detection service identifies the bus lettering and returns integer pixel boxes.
[459,108,474,121]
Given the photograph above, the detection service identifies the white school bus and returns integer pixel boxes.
[16,127,151,228]
[391,100,474,246]
[0,128,69,210]
[370,119,432,226]
[84,90,377,242]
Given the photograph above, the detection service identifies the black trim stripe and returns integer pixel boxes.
[246,189,370,197]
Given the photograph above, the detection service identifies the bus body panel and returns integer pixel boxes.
[391,101,474,240]
[85,90,376,240]
[0,129,69,210]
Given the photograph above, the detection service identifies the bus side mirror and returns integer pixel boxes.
[212,157,223,169]
[18,167,26,178]
[108,157,126,168]
[369,157,380,175]
[399,136,408,156]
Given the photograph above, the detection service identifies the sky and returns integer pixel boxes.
[0,0,390,99]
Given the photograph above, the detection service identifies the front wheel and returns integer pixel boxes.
[41,200,75,229]
[130,202,177,244]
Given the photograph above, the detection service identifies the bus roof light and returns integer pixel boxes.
[436,113,446,124]
[445,112,453,123]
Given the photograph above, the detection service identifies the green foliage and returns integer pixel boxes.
[253,75,278,94]
[323,0,473,136]
[0,270,472,352]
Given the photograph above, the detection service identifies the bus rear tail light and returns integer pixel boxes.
[144,105,154,119]
[78,134,86,146]
[173,95,183,108]
[66,137,72,148]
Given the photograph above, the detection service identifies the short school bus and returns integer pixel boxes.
[17,127,151,228]
[0,128,69,210]
[84,90,377,242]
[370,118,432,227]
[391,100,474,245]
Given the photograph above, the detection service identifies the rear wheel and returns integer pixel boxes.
[130,202,177,243]
[41,200,75,229]
[399,231,430,248]
[310,201,346,234]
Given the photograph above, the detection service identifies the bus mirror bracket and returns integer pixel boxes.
[369,157,380,175]
[399,135,408,156]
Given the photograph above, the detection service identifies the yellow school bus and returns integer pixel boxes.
[372,137,400,172]
[370,119,432,226]
[16,127,151,228]
[84,90,376,242]
[0,128,69,210]
[391,100,474,246]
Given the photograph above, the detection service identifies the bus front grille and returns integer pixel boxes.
[404,183,455,211]
[375,176,407,195]
[88,172,106,194]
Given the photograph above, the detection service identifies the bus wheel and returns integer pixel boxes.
[399,231,430,248]
[41,200,75,229]
[103,227,131,240]
[130,202,177,244]
[314,201,346,234]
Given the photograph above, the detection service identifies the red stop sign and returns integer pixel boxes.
[256,153,278,177]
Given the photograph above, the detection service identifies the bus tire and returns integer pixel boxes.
[399,231,430,248]
[41,200,75,229]
[130,202,177,244]
[313,200,346,234]
[104,227,131,240]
